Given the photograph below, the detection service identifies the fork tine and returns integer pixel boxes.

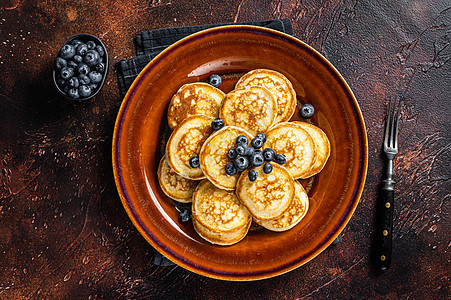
[393,98,401,149]
[389,98,396,148]
[389,97,399,149]
[384,97,392,148]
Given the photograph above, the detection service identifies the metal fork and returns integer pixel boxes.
[375,97,400,272]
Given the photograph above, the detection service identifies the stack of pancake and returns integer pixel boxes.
[157,69,330,246]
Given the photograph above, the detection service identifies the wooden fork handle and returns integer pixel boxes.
[375,185,394,272]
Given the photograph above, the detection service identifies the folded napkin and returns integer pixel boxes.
[115,19,341,266]
[115,19,293,96]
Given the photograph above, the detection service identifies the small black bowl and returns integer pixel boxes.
[53,33,108,101]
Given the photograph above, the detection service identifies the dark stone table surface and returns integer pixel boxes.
[0,1,449,299]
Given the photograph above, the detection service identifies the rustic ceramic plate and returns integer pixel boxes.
[112,26,368,281]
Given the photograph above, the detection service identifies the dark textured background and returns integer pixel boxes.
[0,0,450,299]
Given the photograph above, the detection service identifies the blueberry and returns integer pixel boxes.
[84,50,100,67]
[227,148,237,160]
[179,209,192,222]
[78,74,90,85]
[251,137,264,149]
[244,145,255,157]
[86,40,96,50]
[95,62,105,73]
[234,156,249,172]
[67,87,80,99]
[236,135,248,145]
[235,143,247,156]
[300,103,315,118]
[60,67,74,80]
[249,151,264,167]
[256,133,267,144]
[208,74,222,88]
[189,155,200,168]
[224,162,237,176]
[73,55,83,64]
[248,169,258,182]
[76,43,88,56]
[89,83,98,91]
[55,76,66,87]
[263,162,273,174]
[78,85,91,98]
[54,57,67,70]
[67,60,78,69]
[77,64,90,75]
[71,39,83,46]
[68,76,79,88]
[95,45,105,57]
[275,153,287,165]
[262,148,276,161]
[59,44,76,59]
[211,118,225,130]
[62,84,70,93]
[88,71,102,83]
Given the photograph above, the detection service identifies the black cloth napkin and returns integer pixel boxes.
[115,19,341,266]
[115,19,293,96]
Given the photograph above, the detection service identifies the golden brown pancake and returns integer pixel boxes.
[236,69,296,123]
[236,164,295,220]
[167,82,225,130]
[292,122,331,178]
[265,122,317,179]
[199,126,253,190]
[255,180,309,231]
[219,86,278,136]
[157,156,198,203]
[192,180,252,245]
[166,115,214,180]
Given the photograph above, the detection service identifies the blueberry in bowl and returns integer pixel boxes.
[53,33,108,101]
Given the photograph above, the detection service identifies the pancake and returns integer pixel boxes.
[265,122,317,179]
[192,180,252,245]
[293,122,331,178]
[166,115,214,180]
[192,217,251,246]
[255,180,309,231]
[219,86,278,136]
[235,69,296,123]
[199,126,253,190]
[157,156,198,203]
[236,164,295,220]
[167,82,225,130]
